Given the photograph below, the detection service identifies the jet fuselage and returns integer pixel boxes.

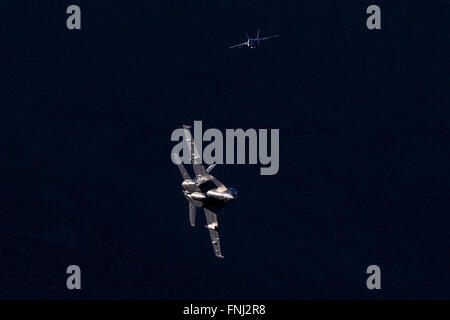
[181,177,237,211]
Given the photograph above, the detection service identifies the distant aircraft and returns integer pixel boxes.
[228,28,279,49]
[173,125,237,258]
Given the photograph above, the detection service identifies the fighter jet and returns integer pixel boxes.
[228,28,279,49]
[173,125,237,258]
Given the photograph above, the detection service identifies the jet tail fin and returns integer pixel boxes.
[206,164,216,174]
[189,202,197,226]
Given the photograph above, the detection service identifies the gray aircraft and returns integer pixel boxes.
[228,28,279,49]
[173,125,237,258]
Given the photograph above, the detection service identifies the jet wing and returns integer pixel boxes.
[173,153,191,181]
[258,35,279,41]
[204,208,224,258]
[183,125,207,177]
[228,42,247,49]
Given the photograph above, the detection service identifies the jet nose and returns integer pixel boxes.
[226,193,235,200]
[228,188,238,200]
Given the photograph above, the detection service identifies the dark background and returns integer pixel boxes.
[0,0,449,299]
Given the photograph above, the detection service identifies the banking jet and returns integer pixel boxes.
[173,125,237,258]
[228,28,279,49]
